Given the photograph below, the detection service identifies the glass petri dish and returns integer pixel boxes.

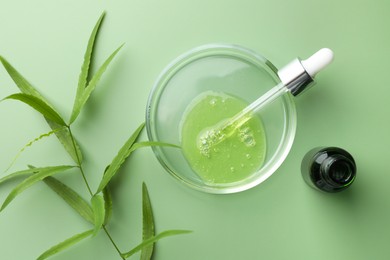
[146,44,297,194]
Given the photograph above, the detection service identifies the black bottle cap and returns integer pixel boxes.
[301,147,357,192]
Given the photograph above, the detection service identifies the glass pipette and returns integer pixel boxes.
[198,48,334,152]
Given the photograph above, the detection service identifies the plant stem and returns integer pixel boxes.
[78,164,93,195]
[67,126,93,195]
[103,225,126,260]
[67,125,125,259]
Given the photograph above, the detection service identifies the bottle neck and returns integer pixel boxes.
[320,154,356,188]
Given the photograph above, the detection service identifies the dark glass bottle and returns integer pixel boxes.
[301,147,356,192]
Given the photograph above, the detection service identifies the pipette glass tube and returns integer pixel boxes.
[197,48,334,151]
[197,82,287,153]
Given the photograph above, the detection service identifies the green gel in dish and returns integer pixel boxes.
[180,91,266,184]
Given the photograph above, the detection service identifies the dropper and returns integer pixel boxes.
[198,48,334,152]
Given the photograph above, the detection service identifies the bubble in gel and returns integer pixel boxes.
[238,126,256,147]
[209,98,217,106]
[241,127,251,134]
[197,124,231,158]
[244,135,256,147]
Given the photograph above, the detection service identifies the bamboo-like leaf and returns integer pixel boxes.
[4,128,64,172]
[69,11,106,126]
[0,56,52,105]
[91,194,105,236]
[129,141,180,153]
[43,176,94,224]
[0,165,75,211]
[0,167,39,185]
[0,55,82,164]
[69,44,124,124]
[103,186,113,225]
[95,122,145,194]
[75,12,105,103]
[2,93,67,126]
[96,134,179,194]
[45,120,83,164]
[141,182,155,260]
[36,229,94,260]
[122,230,192,259]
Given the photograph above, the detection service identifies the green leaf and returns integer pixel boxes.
[95,122,145,194]
[2,93,67,126]
[91,194,105,236]
[122,230,192,259]
[69,44,124,124]
[46,120,83,164]
[102,186,113,225]
[43,176,94,224]
[0,56,52,105]
[76,12,105,96]
[36,229,94,260]
[141,183,155,260]
[0,167,39,185]
[4,128,64,173]
[0,165,75,211]
[0,55,82,164]
[130,141,180,152]
[71,11,105,125]
[96,131,179,194]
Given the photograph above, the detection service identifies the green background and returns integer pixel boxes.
[1,0,389,259]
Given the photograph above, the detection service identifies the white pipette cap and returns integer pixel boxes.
[277,48,334,96]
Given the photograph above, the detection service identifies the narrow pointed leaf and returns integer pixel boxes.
[0,167,39,185]
[96,122,145,193]
[102,186,113,225]
[96,135,179,194]
[141,183,155,260]
[75,12,105,99]
[43,176,94,224]
[36,229,94,260]
[0,55,82,164]
[4,128,64,172]
[0,165,75,211]
[2,93,66,126]
[45,120,83,164]
[129,141,179,153]
[71,12,105,126]
[69,44,124,124]
[122,230,192,259]
[0,56,52,105]
[91,194,105,236]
